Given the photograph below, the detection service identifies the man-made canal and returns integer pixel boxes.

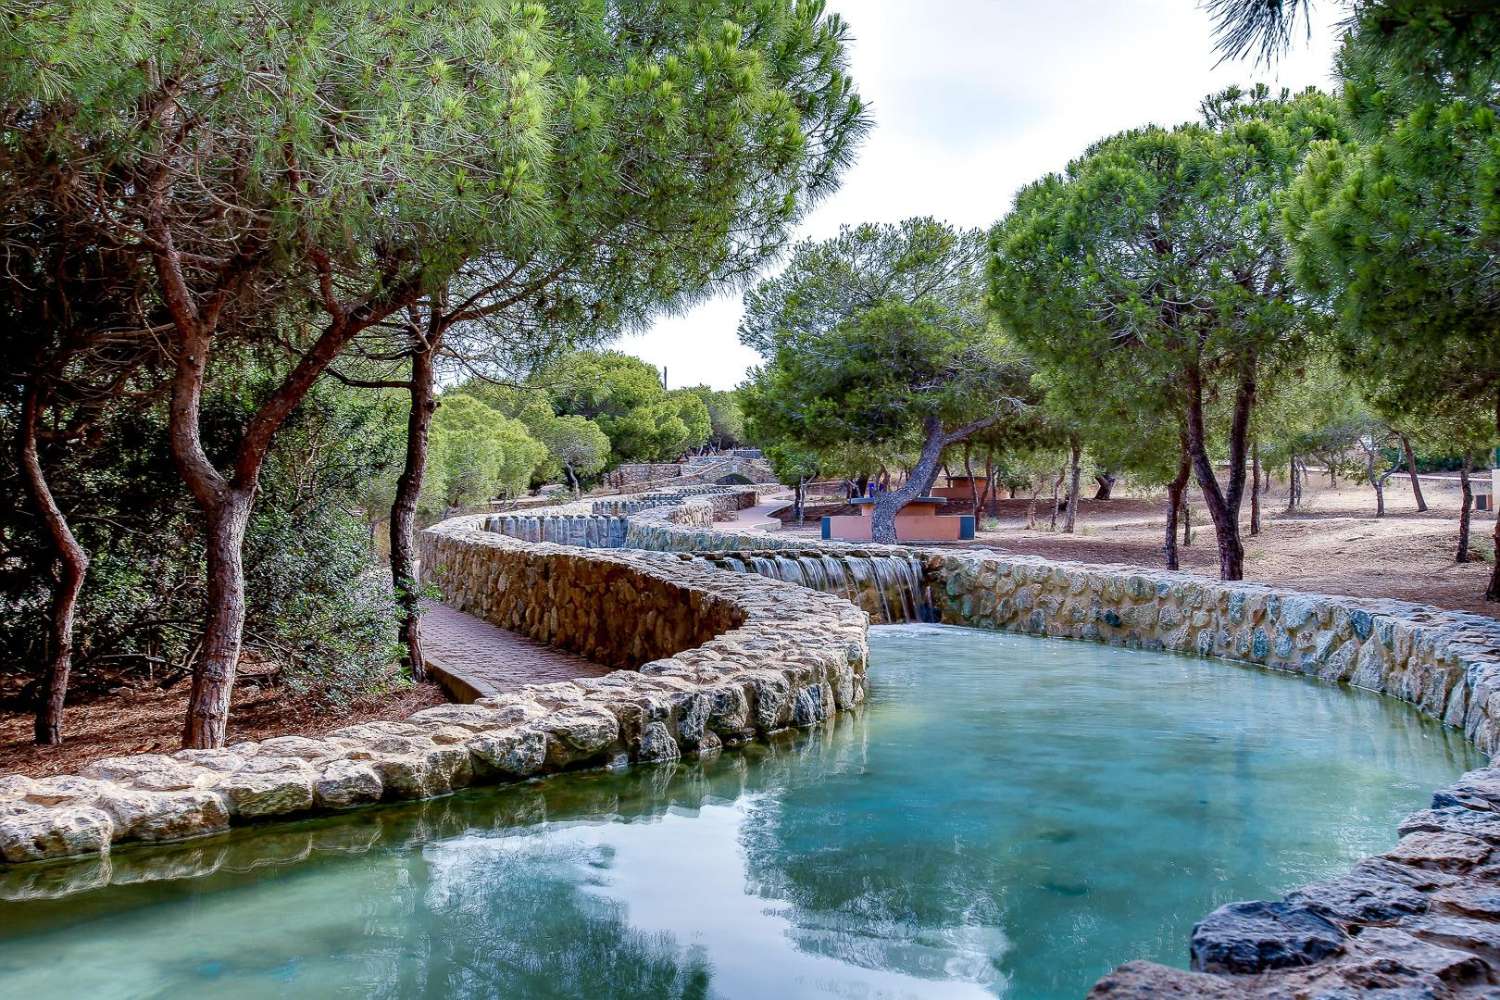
[0,625,1481,998]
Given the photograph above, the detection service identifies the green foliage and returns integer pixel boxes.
[535,413,611,491]
[422,394,547,513]
[991,87,1341,413]
[677,387,748,450]
[0,375,404,705]
[706,390,749,450]
[545,351,710,463]
[763,441,823,486]
[1283,12,1500,423]
[742,219,1030,465]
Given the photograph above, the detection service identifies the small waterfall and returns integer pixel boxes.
[692,549,933,624]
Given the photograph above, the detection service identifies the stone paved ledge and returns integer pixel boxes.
[0,512,868,867]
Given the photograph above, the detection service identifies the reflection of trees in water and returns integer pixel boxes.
[735,713,1010,990]
[358,839,716,1000]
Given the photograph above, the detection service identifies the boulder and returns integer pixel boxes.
[0,801,114,863]
[1087,960,1251,998]
[22,775,108,808]
[1285,871,1429,924]
[637,721,681,763]
[545,706,620,756]
[1433,767,1500,813]
[468,727,548,778]
[96,787,229,843]
[1399,806,1500,844]
[1385,832,1492,872]
[1337,925,1493,987]
[1189,900,1345,974]
[312,761,384,809]
[217,759,317,818]
[82,755,208,792]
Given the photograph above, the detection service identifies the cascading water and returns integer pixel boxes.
[690,549,933,624]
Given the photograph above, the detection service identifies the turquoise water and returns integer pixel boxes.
[0,625,1483,999]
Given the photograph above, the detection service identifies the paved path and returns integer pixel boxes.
[722,497,791,532]
[419,601,613,702]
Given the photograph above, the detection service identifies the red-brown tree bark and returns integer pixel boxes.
[1184,355,1254,580]
[1458,454,1473,564]
[389,325,438,682]
[17,383,89,745]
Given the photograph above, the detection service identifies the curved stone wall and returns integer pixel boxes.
[0,514,868,867]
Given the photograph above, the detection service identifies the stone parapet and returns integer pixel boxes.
[0,514,868,867]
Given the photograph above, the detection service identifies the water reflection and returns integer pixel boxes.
[0,626,1483,1000]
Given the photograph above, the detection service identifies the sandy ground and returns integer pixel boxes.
[779,474,1500,619]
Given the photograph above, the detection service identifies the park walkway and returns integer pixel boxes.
[722,496,791,532]
[419,601,613,702]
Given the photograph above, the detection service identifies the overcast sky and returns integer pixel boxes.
[620,0,1341,390]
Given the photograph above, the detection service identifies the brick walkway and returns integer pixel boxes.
[419,601,613,702]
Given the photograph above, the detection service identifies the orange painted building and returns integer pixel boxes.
[822,496,975,543]
[931,476,988,501]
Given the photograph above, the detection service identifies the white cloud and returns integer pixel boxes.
[625,0,1342,390]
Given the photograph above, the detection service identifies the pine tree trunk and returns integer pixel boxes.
[1182,499,1193,546]
[1064,441,1081,534]
[1250,441,1261,537]
[1093,472,1116,501]
[1489,396,1500,602]
[982,450,997,518]
[1048,466,1063,532]
[1366,446,1385,518]
[182,490,252,749]
[1489,509,1500,602]
[390,336,437,683]
[1287,455,1299,512]
[871,417,945,544]
[18,384,89,745]
[1184,358,1251,581]
[1163,448,1191,571]
[963,442,980,518]
[1457,454,1472,563]
[1399,433,1427,512]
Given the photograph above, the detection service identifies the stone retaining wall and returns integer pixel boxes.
[591,484,752,517]
[0,514,868,867]
[604,462,685,488]
[485,513,627,548]
[484,486,754,549]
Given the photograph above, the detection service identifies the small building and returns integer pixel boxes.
[931,475,988,502]
[1477,475,1493,512]
[822,496,975,543]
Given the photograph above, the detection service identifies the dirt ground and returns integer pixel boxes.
[780,473,1500,620]
[0,680,445,778]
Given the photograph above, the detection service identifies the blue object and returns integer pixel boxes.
[820,516,831,540]
[959,515,975,540]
